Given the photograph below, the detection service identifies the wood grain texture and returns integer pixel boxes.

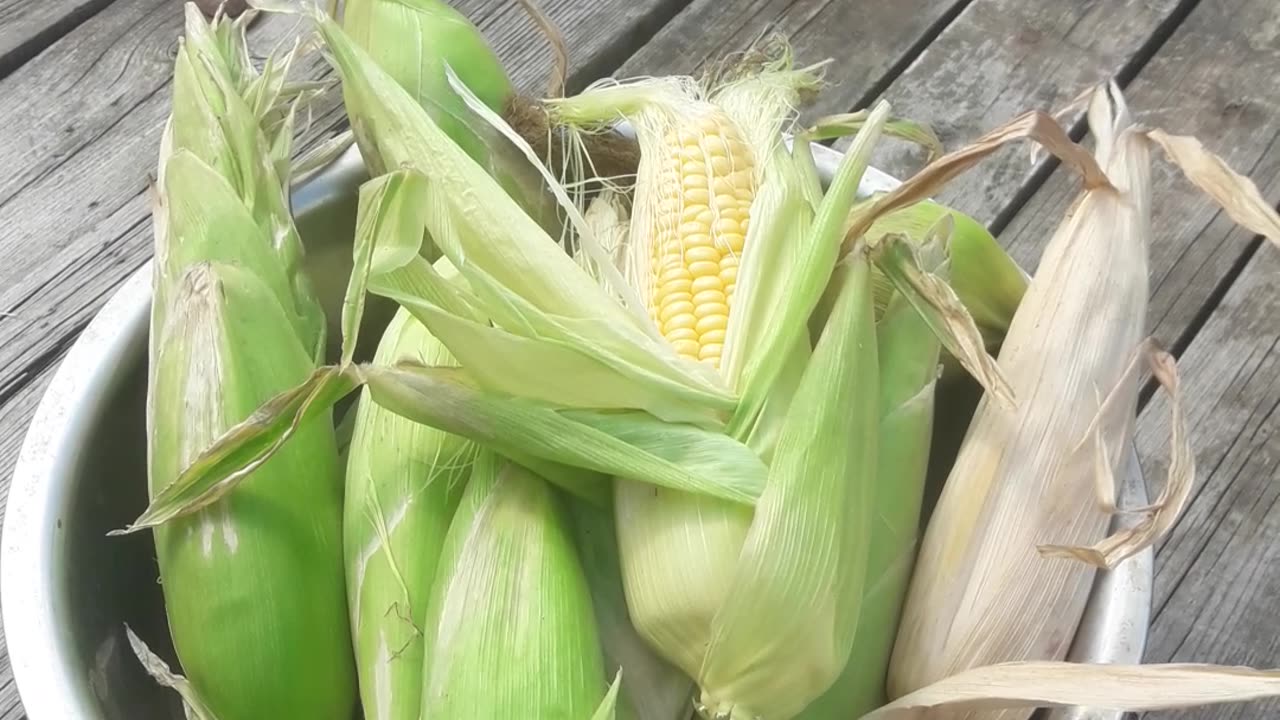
[1134,246,1280,720]
[0,0,115,77]
[617,0,967,121]
[834,0,1194,222]
[999,0,1280,351]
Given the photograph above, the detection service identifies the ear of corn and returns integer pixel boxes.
[315,14,736,425]
[341,0,512,174]
[343,307,473,720]
[691,249,878,720]
[544,53,893,718]
[887,89,1153,713]
[159,10,324,360]
[798,272,942,720]
[418,454,608,717]
[145,8,353,718]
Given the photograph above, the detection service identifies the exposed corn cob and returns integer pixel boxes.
[144,8,353,718]
[647,110,756,366]
[579,90,774,683]
[344,307,473,720]
[418,453,608,717]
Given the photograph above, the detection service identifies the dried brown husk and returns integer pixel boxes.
[863,662,1280,719]
[872,82,1280,720]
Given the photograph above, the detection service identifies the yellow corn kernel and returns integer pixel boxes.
[685,188,711,205]
[671,339,701,359]
[692,289,726,307]
[685,246,720,264]
[659,276,693,298]
[688,260,720,277]
[694,303,729,321]
[683,173,708,190]
[720,235,746,254]
[663,313,698,336]
[714,219,741,235]
[659,299,696,324]
[699,328,726,345]
[664,291,694,307]
[658,266,692,285]
[695,313,728,334]
[690,275,723,294]
[698,343,723,362]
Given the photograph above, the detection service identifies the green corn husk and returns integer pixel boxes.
[570,495,696,720]
[418,452,608,717]
[861,198,1027,343]
[336,3,521,715]
[144,8,353,719]
[692,249,879,720]
[812,199,1027,351]
[798,283,941,719]
[344,307,474,720]
[341,0,513,175]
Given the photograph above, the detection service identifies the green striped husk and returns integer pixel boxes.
[344,307,474,720]
[145,9,353,719]
[797,288,940,719]
[863,199,1026,341]
[418,452,609,717]
[341,0,513,176]
[570,494,695,720]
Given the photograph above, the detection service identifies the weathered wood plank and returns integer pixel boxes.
[833,0,1194,221]
[1133,247,1280,720]
[0,0,115,77]
[999,0,1280,348]
[0,0,692,412]
[617,0,967,120]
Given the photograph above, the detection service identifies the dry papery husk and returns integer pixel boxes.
[842,81,1280,719]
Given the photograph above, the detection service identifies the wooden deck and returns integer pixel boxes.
[0,0,1277,717]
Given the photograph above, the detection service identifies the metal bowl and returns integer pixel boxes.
[0,144,1152,719]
